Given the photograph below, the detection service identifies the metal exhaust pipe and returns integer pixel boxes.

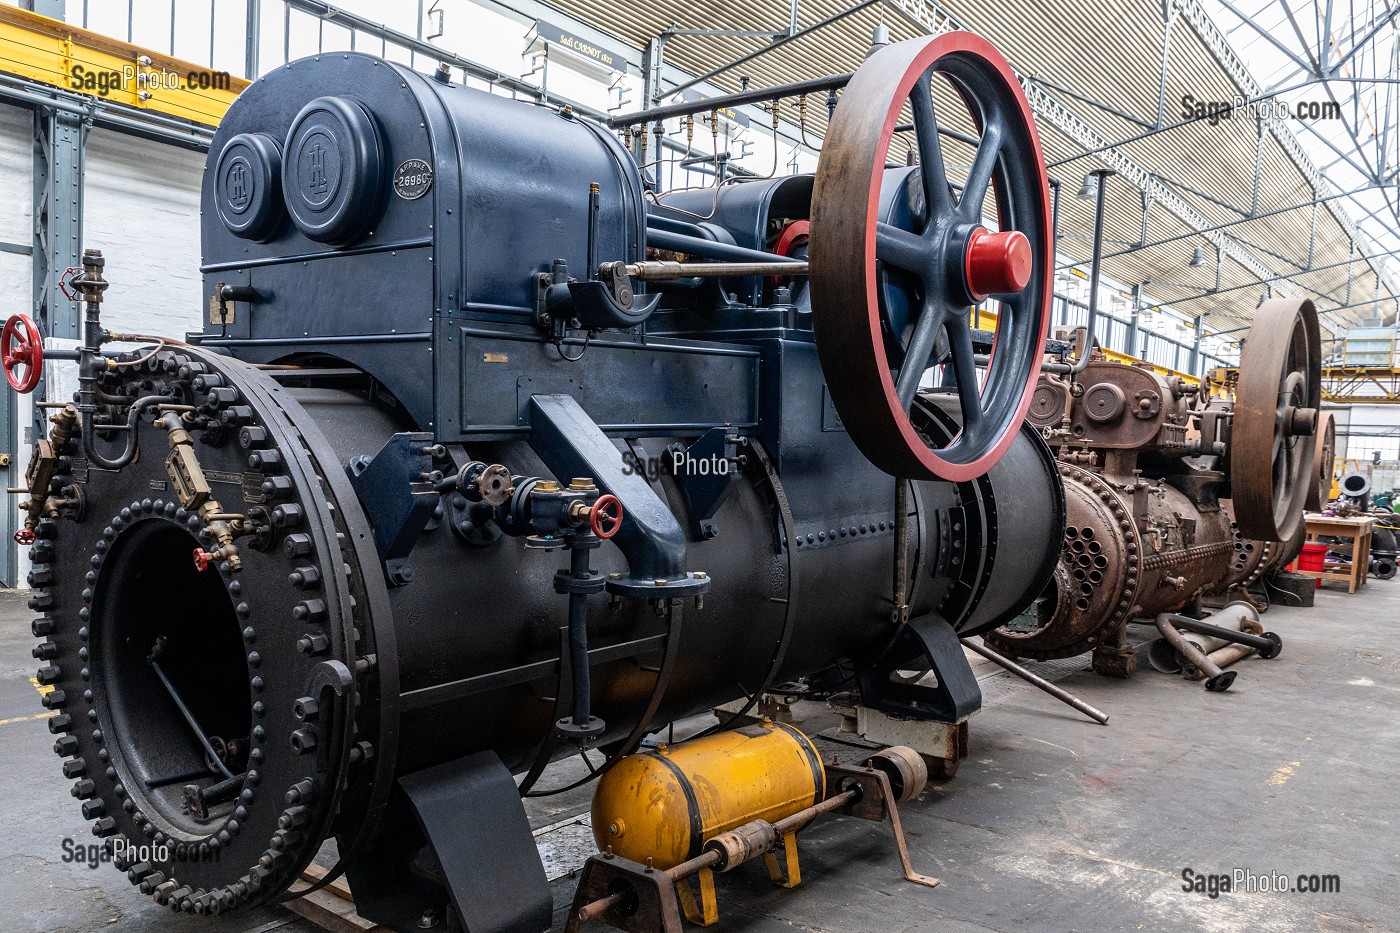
[1206,617,1267,671]
[1152,614,1236,692]
[1164,610,1281,659]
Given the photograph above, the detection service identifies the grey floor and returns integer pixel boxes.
[1,581,1396,933]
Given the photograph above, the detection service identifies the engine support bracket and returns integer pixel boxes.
[347,751,552,933]
[528,394,707,597]
[856,613,981,724]
[347,431,438,585]
[667,427,741,541]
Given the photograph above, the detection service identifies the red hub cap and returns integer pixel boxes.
[2,313,43,394]
[965,229,1032,300]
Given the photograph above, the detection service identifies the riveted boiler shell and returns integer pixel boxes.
[983,464,1137,659]
[1212,503,1273,593]
[590,723,823,869]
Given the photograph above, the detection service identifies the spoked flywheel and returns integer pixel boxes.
[1305,410,1335,512]
[1232,298,1322,542]
[809,32,1053,481]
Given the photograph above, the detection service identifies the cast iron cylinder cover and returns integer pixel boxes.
[281,95,386,246]
[213,132,286,242]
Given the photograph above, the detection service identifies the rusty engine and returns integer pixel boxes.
[985,298,1322,682]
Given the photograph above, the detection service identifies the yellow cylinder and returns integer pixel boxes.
[590,721,825,869]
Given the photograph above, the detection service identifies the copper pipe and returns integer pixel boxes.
[1207,643,1255,669]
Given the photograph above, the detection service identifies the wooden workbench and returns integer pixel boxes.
[1299,514,1375,594]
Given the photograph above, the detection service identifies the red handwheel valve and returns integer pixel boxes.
[193,548,212,572]
[589,494,623,539]
[2,314,44,394]
[14,527,35,546]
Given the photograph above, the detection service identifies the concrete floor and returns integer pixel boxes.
[1,581,1396,933]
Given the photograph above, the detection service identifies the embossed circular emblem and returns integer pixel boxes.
[213,133,284,241]
[282,96,384,245]
[393,159,433,200]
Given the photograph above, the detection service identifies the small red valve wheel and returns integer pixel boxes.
[589,494,623,539]
[57,266,85,302]
[193,547,212,572]
[2,314,43,394]
[14,528,35,546]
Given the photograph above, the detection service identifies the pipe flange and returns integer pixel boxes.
[31,347,381,915]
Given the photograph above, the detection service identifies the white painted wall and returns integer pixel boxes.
[0,105,29,312]
[83,127,206,340]
[1,102,35,589]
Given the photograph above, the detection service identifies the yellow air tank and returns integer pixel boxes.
[591,721,825,869]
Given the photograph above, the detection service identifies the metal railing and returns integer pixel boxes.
[1052,294,1230,377]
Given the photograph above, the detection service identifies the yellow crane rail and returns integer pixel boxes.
[0,4,247,127]
[1322,366,1400,404]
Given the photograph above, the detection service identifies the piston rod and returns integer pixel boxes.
[621,260,810,280]
[644,228,806,265]
[962,638,1109,724]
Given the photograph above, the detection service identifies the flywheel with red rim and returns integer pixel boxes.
[808,32,1053,482]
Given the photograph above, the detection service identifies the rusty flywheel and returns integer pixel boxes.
[1305,410,1335,512]
[1230,298,1321,542]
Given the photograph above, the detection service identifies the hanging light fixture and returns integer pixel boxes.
[867,19,890,58]
[1074,172,1098,199]
[1189,246,1206,267]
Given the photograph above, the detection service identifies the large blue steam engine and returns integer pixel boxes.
[10,33,1065,932]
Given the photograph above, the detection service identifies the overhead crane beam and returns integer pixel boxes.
[1323,367,1400,404]
[0,4,248,126]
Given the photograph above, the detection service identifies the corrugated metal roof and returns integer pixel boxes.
[547,0,1395,339]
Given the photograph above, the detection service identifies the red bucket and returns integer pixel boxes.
[1296,541,1328,586]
